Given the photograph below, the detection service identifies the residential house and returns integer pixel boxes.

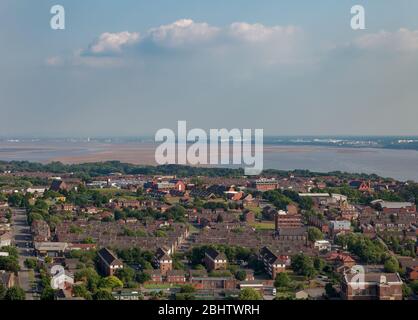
[34,242,68,257]
[204,248,228,271]
[97,247,124,276]
[31,220,51,242]
[166,270,186,283]
[329,220,351,236]
[314,240,331,252]
[153,247,173,275]
[259,247,290,279]
[0,271,16,288]
[0,230,12,247]
[397,257,418,281]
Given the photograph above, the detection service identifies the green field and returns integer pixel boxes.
[249,221,275,230]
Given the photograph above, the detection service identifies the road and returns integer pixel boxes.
[11,208,37,300]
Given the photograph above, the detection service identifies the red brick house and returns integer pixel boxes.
[341,272,403,300]
[166,270,186,283]
[153,247,173,275]
[204,248,228,271]
[259,247,289,279]
[97,248,124,276]
[251,178,278,191]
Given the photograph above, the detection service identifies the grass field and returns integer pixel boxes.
[249,221,275,230]
[143,283,180,289]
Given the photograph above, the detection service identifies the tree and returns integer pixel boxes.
[40,287,55,300]
[72,284,92,300]
[409,280,418,295]
[325,283,337,298]
[94,289,115,300]
[24,258,37,269]
[291,254,317,279]
[75,267,101,292]
[5,286,26,300]
[135,271,151,284]
[235,270,247,281]
[402,284,413,298]
[298,196,313,210]
[0,283,5,300]
[175,293,195,300]
[384,257,399,273]
[262,190,292,211]
[180,284,196,294]
[193,264,206,270]
[274,272,291,288]
[239,288,263,300]
[307,227,324,242]
[0,256,20,273]
[165,205,187,222]
[115,267,136,287]
[335,234,386,264]
[99,276,123,290]
[313,257,326,272]
[7,193,24,207]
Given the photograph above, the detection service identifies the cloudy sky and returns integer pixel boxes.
[1,0,418,137]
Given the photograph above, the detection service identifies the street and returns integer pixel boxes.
[11,208,37,300]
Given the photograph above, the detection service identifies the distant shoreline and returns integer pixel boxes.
[1,141,418,181]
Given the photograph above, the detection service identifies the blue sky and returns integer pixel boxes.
[1,0,418,137]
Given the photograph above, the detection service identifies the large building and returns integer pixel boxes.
[97,247,124,276]
[203,248,228,271]
[341,272,403,300]
[251,178,278,192]
[153,247,173,275]
[371,200,416,214]
[259,247,290,279]
[274,210,302,231]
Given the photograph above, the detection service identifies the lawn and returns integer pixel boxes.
[91,188,137,198]
[143,283,180,289]
[165,196,181,204]
[250,221,275,231]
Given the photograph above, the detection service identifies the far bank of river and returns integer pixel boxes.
[1,141,418,181]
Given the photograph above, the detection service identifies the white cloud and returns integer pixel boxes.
[352,28,418,52]
[88,31,140,55]
[228,22,300,43]
[57,19,307,67]
[147,19,220,48]
[82,19,302,53]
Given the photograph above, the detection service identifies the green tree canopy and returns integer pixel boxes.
[291,254,317,279]
[274,272,291,288]
[384,257,399,273]
[99,276,123,290]
[239,288,263,300]
[94,289,115,300]
[5,286,26,300]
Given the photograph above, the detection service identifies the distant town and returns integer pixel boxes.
[0,161,417,300]
[3,136,418,151]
